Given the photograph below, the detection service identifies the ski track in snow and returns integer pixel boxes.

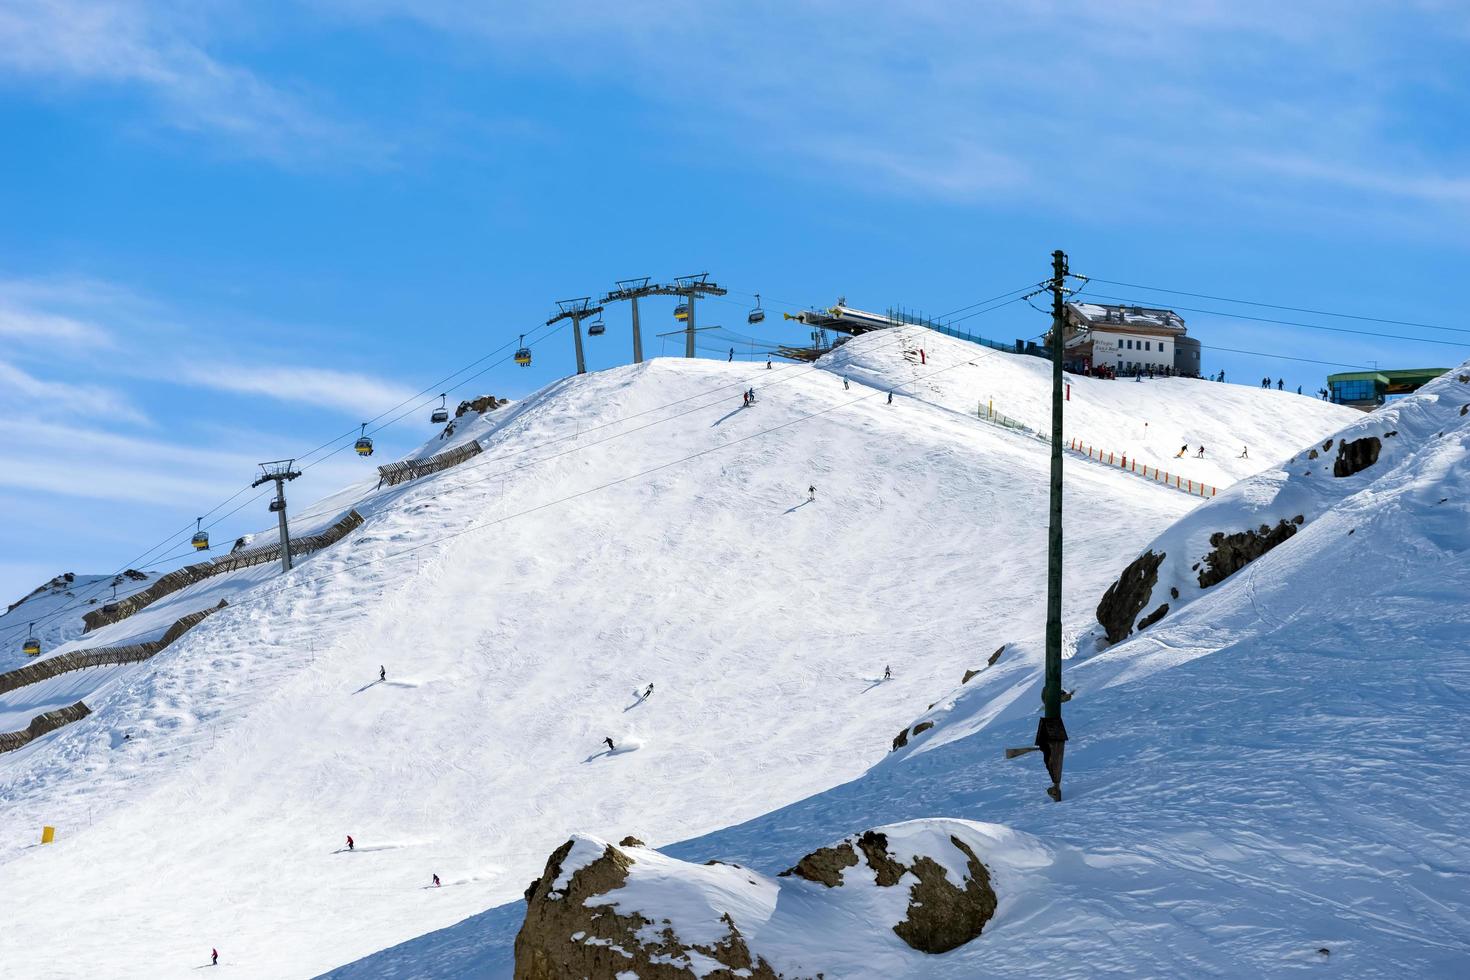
[2,332,1402,979]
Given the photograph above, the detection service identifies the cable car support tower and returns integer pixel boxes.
[547,297,604,375]
[665,273,727,358]
[252,459,302,574]
[600,277,658,364]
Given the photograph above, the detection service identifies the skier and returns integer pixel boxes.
[1196,446,1205,458]
[808,484,816,502]
[379,665,385,682]
[765,356,772,370]
[742,391,749,408]
[748,387,755,403]
[1219,370,1225,383]
[347,835,354,851]
[1296,385,1302,395]
[883,665,891,680]
[1277,378,1284,390]
[432,874,441,887]
[1238,446,1249,458]
[604,737,615,752]
[212,949,218,966]
[643,683,654,700]
[843,376,850,390]
[887,391,893,405]
[728,347,734,362]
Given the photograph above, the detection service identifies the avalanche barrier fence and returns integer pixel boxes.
[376,440,483,488]
[82,509,364,633]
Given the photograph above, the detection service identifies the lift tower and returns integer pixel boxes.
[547,297,604,375]
[601,277,657,364]
[252,460,302,574]
[665,274,727,358]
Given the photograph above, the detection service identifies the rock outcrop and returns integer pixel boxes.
[455,394,508,418]
[1197,517,1303,588]
[514,822,1008,977]
[1095,549,1165,644]
[515,838,779,980]
[1333,435,1382,478]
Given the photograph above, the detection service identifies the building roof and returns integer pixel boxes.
[1326,368,1449,386]
[1067,302,1187,335]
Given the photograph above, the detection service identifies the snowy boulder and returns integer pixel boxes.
[1198,517,1302,588]
[1333,435,1381,477]
[781,827,998,954]
[1095,549,1165,644]
[514,837,777,980]
[514,820,1024,978]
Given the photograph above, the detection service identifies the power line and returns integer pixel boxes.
[1088,277,1468,336]
[1084,292,1470,349]
[1,321,572,642]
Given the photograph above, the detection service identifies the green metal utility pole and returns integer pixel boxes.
[1039,248,1070,801]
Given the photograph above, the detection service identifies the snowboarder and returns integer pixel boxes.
[1277,378,1284,390]
[1296,385,1302,395]
[887,391,893,404]
[1176,444,1188,458]
[379,665,385,682]
[843,376,850,390]
[212,949,218,966]
[1238,446,1249,459]
[883,665,891,680]
[347,835,354,851]
[604,737,615,752]
[765,356,772,369]
[808,484,816,502]
[728,348,734,362]
[432,874,441,887]
[643,683,654,700]
[1196,446,1205,458]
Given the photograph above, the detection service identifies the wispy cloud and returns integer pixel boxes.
[0,359,147,424]
[0,0,384,164]
[173,362,421,416]
[315,0,1470,222]
[0,302,113,348]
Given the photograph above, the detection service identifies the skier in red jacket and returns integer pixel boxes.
[346,835,354,851]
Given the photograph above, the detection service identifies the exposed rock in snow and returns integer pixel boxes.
[1333,434,1381,477]
[515,820,1019,978]
[1096,549,1165,643]
[1197,517,1303,588]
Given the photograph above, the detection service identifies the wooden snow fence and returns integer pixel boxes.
[0,601,228,697]
[0,702,92,754]
[83,509,365,632]
[376,440,483,488]
[208,508,365,574]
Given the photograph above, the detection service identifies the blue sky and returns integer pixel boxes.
[2,0,1469,606]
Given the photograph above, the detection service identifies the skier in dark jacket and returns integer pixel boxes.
[604,737,615,751]
[887,391,893,404]
[212,949,219,966]
[347,835,354,851]
[432,873,441,887]
[379,666,385,682]
[883,665,891,680]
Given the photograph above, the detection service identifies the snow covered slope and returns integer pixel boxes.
[0,331,1361,979]
[340,361,1470,978]
[1,570,157,670]
[826,327,1358,489]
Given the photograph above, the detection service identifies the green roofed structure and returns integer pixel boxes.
[1327,368,1449,411]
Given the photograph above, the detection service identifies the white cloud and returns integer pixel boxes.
[0,359,147,424]
[0,302,113,348]
[0,0,382,164]
[314,0,1470,220]
[174,362,421,416]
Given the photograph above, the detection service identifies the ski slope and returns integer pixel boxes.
[333,361,1470,979]
[0,331,1363,979]
[827,327,1357,489]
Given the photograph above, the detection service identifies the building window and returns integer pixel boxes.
[1145,341,1151,351]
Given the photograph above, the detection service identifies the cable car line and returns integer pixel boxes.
[1087,277,1468,335]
